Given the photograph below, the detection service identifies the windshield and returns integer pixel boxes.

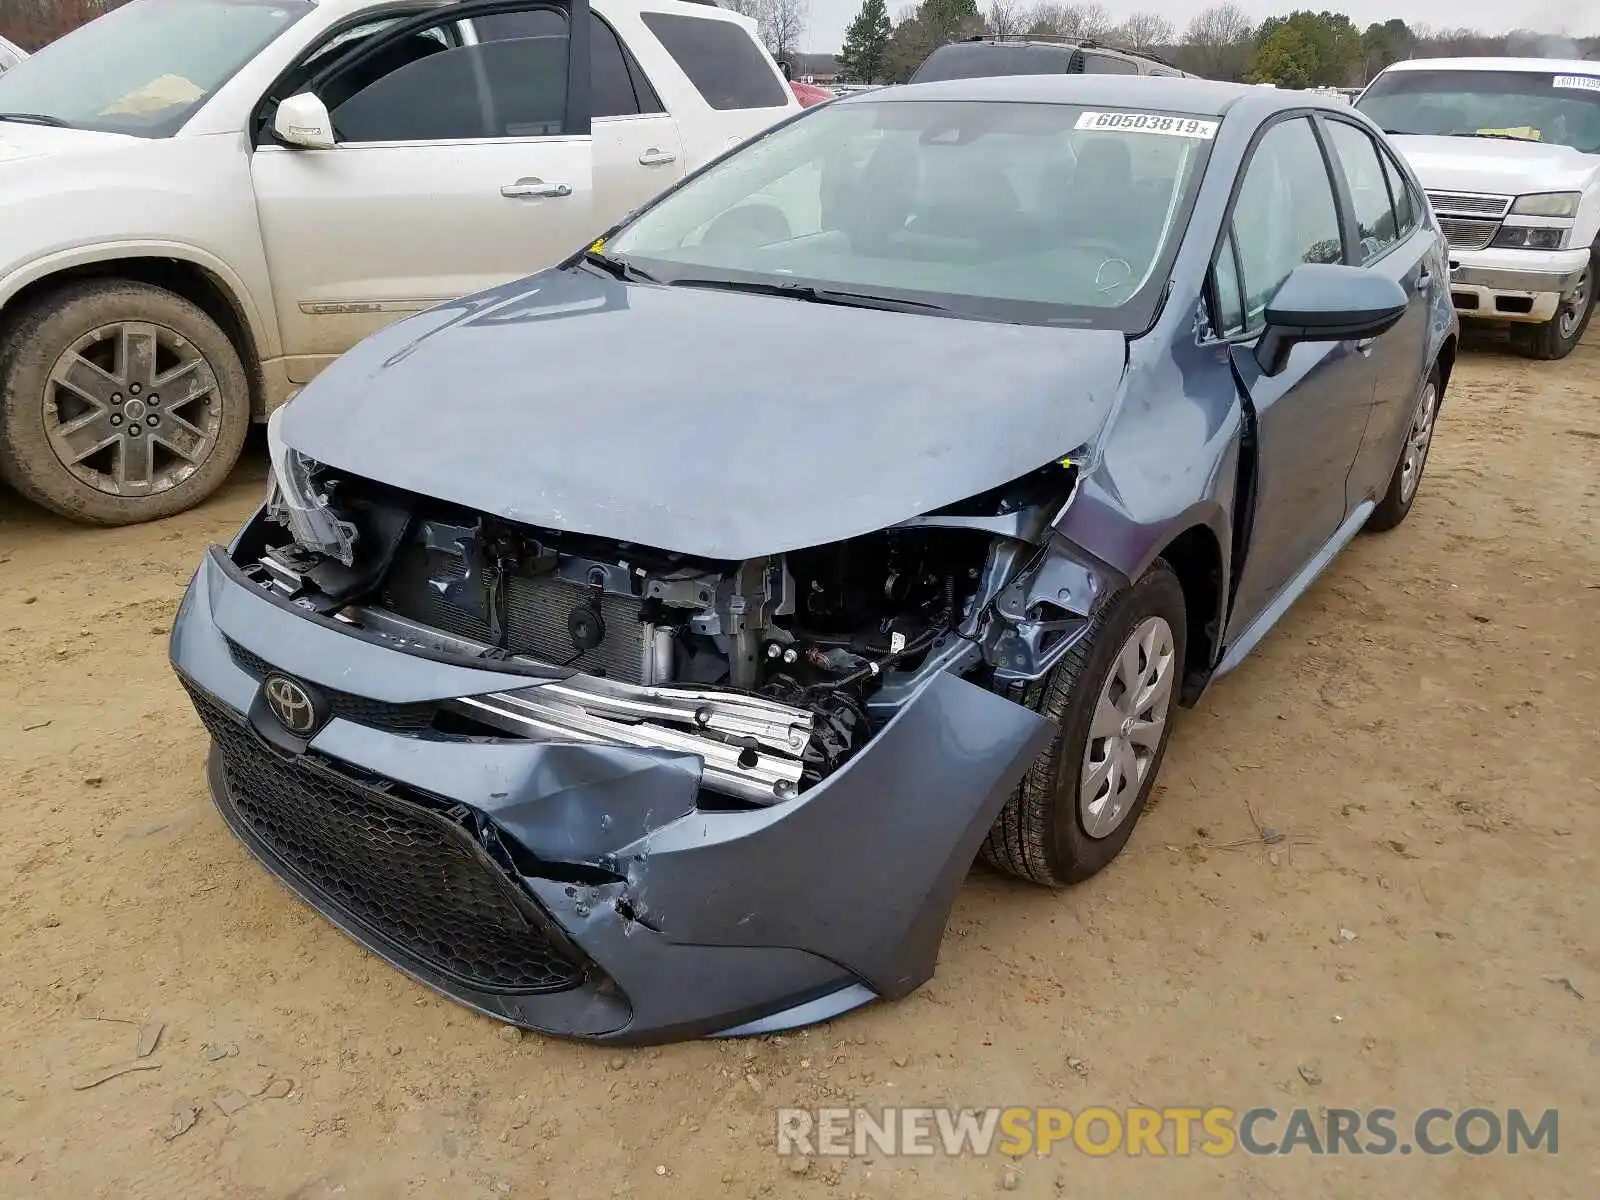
[0,0,310,137]
[1357,69,1600,154]
[605,99,1217,328]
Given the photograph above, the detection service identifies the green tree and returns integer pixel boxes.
[1249,10,1362,87]
[1361,18,1415,81]
[839,0,893,83]
[883,0,982,82]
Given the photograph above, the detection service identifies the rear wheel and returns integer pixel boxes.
[1509,250,1594,361]
[1365,366,1440,533]
[981,562,1186,887]
[0,281,250,525]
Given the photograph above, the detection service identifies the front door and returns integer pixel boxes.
[250,0,596,383]
[1320,117,1438,508]
[1216,115,1379,637]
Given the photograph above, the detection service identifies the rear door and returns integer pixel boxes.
[473,8,686,221]
[250,0,596,384]
[1216,115,1378,636]
[1320,116,1437,508]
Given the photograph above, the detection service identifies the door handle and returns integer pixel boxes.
[1416,269,1432,286]
[637,148,677,167]
[501,178,571,199]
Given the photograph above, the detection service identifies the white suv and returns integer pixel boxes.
[1357,58,1599,360]
[0,0,797,525]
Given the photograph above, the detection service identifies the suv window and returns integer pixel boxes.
[475,10,661,118]
[1227,117,1344,329]
[0,42,19,73]
[1324,119,1398,262]
[1082,52,1137,75]
[326,7,569,142]
[640,12,786,110]
[911,42,1075,82]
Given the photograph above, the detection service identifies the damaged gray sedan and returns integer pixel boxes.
[171,75,1457,1043]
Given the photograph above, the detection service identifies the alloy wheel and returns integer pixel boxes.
[1079,615,1176,839]
[1557,265,1592,342]
[43,321,223,498]
[1399,379,1438,505]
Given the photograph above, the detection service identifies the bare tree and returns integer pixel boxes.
[1059,3,1111,39]
[1113,11,1176,50]
[758,0,809,60]
[1183,3,1252,78]
[985,0,1021,37]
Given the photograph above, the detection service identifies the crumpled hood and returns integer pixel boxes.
[1390,134,1600,195]
[279,268,1128,559]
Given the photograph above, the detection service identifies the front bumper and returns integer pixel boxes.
[171,546,1053,1044]
[1448,247,1590,323]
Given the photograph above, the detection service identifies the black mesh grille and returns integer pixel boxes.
[226,640,440,735]
[380,546,647,683]
[187,687,585,995]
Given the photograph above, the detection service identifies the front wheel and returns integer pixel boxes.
[1509,253,1594,361]
[1365,366,1440,533]
[981,561,1187,887]
[0,280,251,525]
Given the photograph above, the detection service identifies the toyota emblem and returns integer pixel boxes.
[263,674,320,736]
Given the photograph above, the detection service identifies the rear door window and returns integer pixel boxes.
[1323,119,1399,262]
[1082,52,1137,75]
[640,12,787,110]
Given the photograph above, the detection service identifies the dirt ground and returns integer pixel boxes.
[1,328,1596,1200]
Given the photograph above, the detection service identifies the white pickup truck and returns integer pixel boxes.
[1356,57,1599,360]
[0,0,798,524]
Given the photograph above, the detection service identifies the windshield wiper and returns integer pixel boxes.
[1445,130,1541,142]
[666,276,951,315]
[0,112,70,128]
[580,248,659,284]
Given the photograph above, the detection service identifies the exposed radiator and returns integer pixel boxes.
[380,545,648,683]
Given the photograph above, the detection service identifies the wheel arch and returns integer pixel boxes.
[1152,522,1227,705]
[0,245,271,419]
[1434,331,1458,405]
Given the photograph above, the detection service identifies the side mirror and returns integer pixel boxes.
[776,58,793,81]
[1255,263,1408,376]
[273,92,336,150]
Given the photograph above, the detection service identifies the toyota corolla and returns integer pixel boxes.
[170,75,1457,1044]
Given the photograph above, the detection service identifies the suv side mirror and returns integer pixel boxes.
[776,58,792,81]
[274,92,336,150]
[1256,263,1408,376]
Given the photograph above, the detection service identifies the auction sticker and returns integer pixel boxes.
[1553,74,1600,92]
[1075,111,1219,138]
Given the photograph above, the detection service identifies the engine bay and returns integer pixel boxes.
[241,463,1078,803]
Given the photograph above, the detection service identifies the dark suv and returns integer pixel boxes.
[910,36,1192,83]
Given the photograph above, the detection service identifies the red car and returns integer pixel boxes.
[789,80,834,107]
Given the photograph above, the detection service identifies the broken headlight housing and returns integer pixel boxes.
[264,406,357,566]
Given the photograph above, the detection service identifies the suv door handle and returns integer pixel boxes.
[637,148,677,167]
[501,178,571,199]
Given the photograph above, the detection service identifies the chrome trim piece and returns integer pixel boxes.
[1426,190,1512,218]
[1448,264,1587,294]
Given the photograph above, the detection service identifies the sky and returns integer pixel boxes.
[800,0,1595,55]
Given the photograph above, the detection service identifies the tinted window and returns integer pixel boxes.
[641,12,786,110]
[910,43,1077,83]
[1324,120,1397,262]
[475,11,660,118]
[1082,52,1138,76]
[1231,117,1343,327]
[0,43,19,72]
[1377,145,1417,236]
[331,16,568,141]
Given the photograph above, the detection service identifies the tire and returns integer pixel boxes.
[1365,365,1440,533]
[981,560,1187,887]
[0,280,251,525]
[1508,247,1595,361]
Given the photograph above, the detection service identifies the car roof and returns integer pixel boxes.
[845,73,1312,118]
[1378,57,1600,75]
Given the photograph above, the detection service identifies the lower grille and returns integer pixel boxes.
[1437,216,1500,252]
[380,546,647,683]
[187,687,585,995]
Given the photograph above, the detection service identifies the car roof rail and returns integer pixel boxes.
[957,32,1179,69]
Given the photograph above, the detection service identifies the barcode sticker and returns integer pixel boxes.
[1075,111,1220,139]
[1552,74,1600,92]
